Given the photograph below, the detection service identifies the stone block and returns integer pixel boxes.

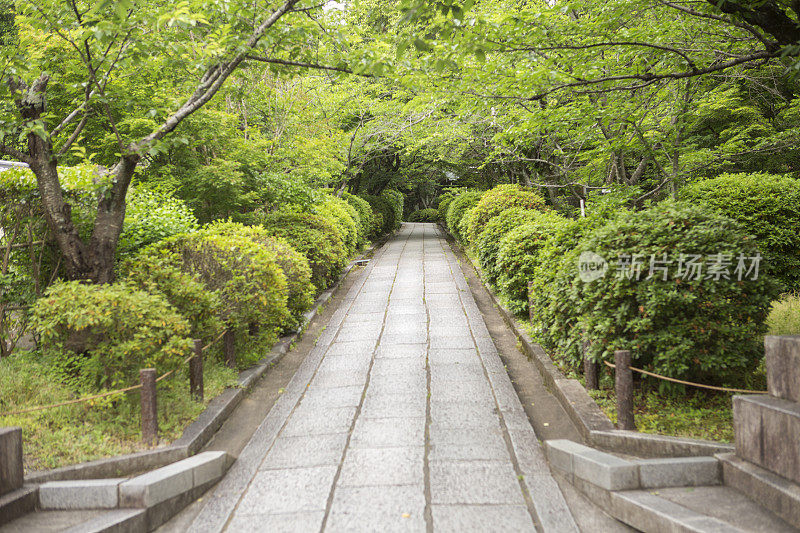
[0,427,23,496]
[545,439,592,481]
[765,335,800,402]
[637,457,720,488]
[39,478,125,509]
[734,395,800,484]
[119,459,195,507]
[181,451,229,487]
[572,448,639,490]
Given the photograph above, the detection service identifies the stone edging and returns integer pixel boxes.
[24,240,385,485]
[440,224,734,458]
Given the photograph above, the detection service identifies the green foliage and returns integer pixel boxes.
[203,221,315,330]
[496,211,572,314]
[341,192,375,242]
[445,190,483,242]
[767,293,800,335]
[30,281,192,391]
[406,208,438,222]
[573,201,780,385]
[464,184,546,244]
[475,207,541,284]
[118,188,198,256]
[381,189,404,230]
[437,192,457,222]
[120,252,223,339]
[314,194,361,253]
[147,230,290,343]
[360,193,399,236]
[680,173,800,291]
[257,209,348,290]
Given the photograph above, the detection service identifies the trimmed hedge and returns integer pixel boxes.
[495,211,572,314]
[568,201,780,385]
[315,195,361,253]
[257,209,348,290]
[680,172,800,291]
[437,193,457,223]
[446,190,484,243]
[341,192,375,243]
[31,281,192,391]
[203,221,315,330]
[381,189,404,230]
[475,207,541,285]
[464,184,546,244]
[360,194,398,237]
[407,208,438,222]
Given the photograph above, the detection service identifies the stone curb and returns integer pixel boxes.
[440,224,735,458]
[545,439,721,491]
[23,241,383,486]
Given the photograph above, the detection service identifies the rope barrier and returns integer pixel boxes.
[0,330,229,418]
[602,360,768,394]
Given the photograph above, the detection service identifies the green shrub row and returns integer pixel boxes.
[439,181,784,386]
[31,189,389,392]
[406,208,438,222]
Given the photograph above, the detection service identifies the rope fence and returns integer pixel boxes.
[0,327,237,443]
[598,349,768,431]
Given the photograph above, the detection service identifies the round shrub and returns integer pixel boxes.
[680,173,800,291]
[464,184,546,244]
[314,195,360,253]
[574,201,780,384]
[407,208,438,222]
[118,189,198,256]
[204,221,315,330]
[257,210,348,290]
[151,231,290,338]
[446,190,484,243]
[120,251,223,339]
[476,208,542,284]
[495,211,572,314]
[341,192,375,242]
[31,281,192,391]
[381,189,404,230]
[437,193,457,223]
[361,194,397,236]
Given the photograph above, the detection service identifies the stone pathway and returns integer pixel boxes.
[190,223,577,532]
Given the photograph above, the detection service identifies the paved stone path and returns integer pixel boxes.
[191,223,577,532]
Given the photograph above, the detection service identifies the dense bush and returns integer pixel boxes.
[464,184,546,244]
[31,281,192,391]
[204,222,315,329]
[680,173,800,291]
[120,252,223,339]
[257,210,348,289]
[767,293,800,335]
[341,192,375,242]
[314,195,361,253]
[381,189,404,230]
[495,211,572,314]
[118,189,198,256]
[437,192,457,223]
[149,231,290,340]
[475,208,541,284]
[360,194,398,236]
[569,201,780,385]
[407,208,438,222]
[446,190,484,243]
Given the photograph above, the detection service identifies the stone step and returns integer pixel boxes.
[0,509,145,533]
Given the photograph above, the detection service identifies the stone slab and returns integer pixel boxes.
[765,335,800,402]
[429,461,526,505]
[0,427,23,496]
[637,457,721,488]
[431,504,535,532]
[572,449,639,491]
[39,478,125,510]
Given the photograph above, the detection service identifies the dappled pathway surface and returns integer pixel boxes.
[191,223,576,532]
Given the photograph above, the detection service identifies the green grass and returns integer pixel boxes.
[0,352,237,473]
[590,386,735,443]
[767,293,800,335]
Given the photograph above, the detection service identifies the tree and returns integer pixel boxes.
[0,0,325,283]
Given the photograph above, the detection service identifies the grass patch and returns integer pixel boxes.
[767,292,800,335]
[589,386,735,443]
[0,351,237,473]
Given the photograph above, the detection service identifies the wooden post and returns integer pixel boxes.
[583,333,598,390]
[223,329,235,369]
[190,339,204,402]
[614,350,635,430]
[140,368,158,445]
